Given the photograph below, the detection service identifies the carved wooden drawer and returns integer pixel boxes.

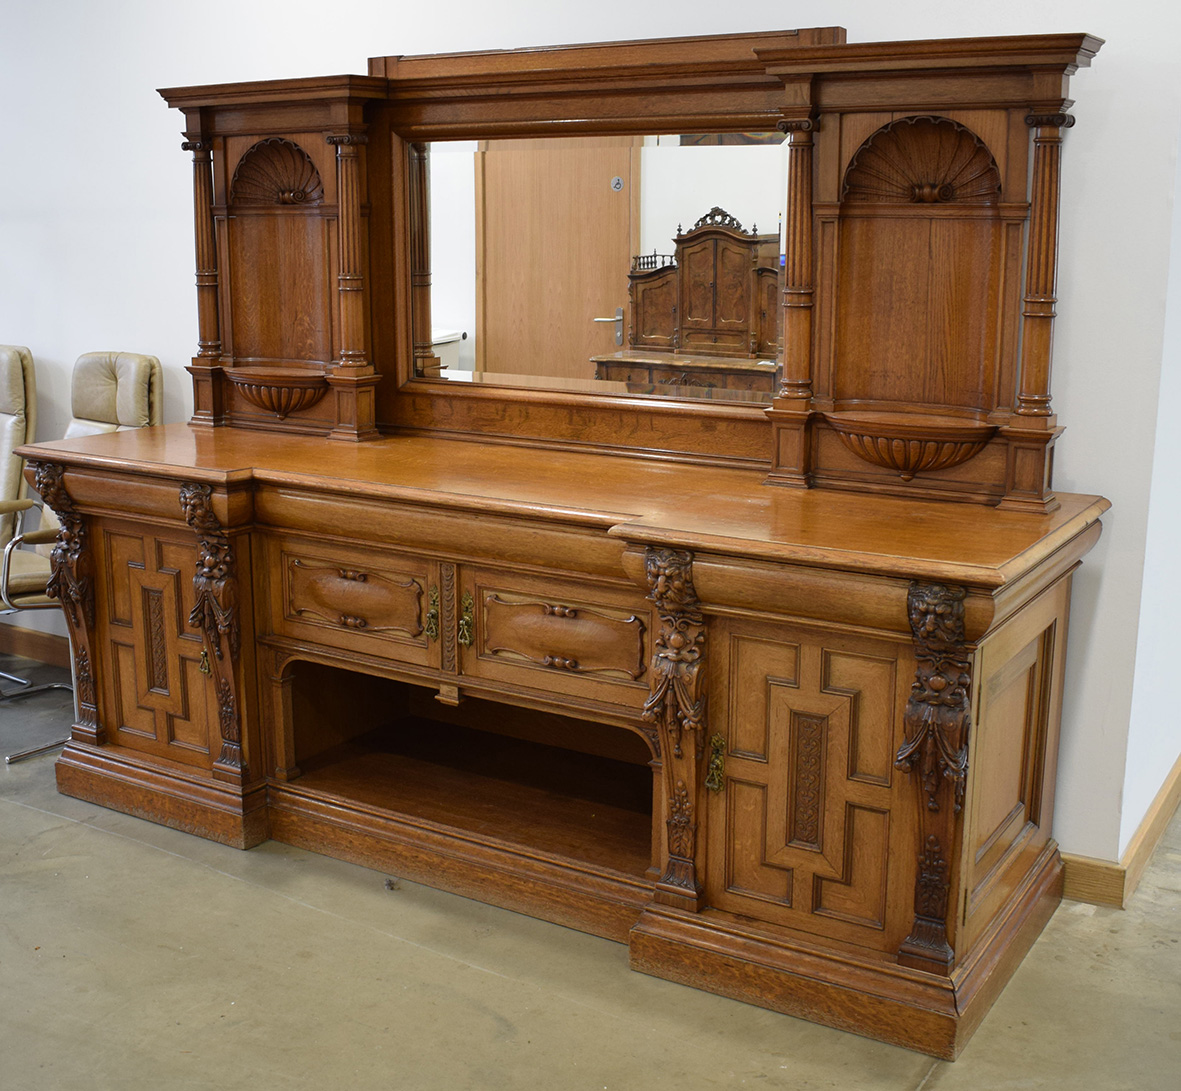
[680,329,749,354]
[265,537,436,667]
[459,569,651,709]
[594,361,653,384]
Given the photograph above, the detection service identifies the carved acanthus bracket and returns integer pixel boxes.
[642,547,708,911]
[35,463,95,632]
[643,549,707,760]
[180,483,245,778]
[894,581,973,975]
[31,461,100,743]
[895,582,972,813]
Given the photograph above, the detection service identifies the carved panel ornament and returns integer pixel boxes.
[33,462,95,630]
[643,547,709,907]
[642,548,707,760]
[230,137,325,206]
[842,116,1002,205]
[180,484,240,662]
[894,582,972,812]
[180,483,245,775]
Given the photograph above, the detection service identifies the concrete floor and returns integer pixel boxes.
[1,651,1178,1091]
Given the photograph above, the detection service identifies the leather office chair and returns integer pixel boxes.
[2,350,163,761]
[0,345,67,706]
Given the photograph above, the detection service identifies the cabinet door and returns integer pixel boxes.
[680,239,716,330]
[96,521,218,765]
[706,616,918,954]
[755,267,780,357]
[713,236,752,333]
[629,269,676,350]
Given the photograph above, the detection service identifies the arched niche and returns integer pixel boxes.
[831,116,1016,418]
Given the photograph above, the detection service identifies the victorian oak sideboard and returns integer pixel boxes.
[19,28,1106,1058]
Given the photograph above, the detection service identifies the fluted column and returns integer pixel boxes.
[409,143,442,376]
[778,118,816,402]
[327,133,369,371]
[181,139,222,361]
[1016,114,1074,419]
[765,114,817,488]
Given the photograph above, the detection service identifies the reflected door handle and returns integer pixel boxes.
[592,307,624,346]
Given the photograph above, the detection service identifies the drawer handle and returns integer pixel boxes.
[338,569,368,583]
[339,615,368,629]
[425,586,440,642]
[458,591,475,648]
[704,733,726,793]
[541,655,580,671]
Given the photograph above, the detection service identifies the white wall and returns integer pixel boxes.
[638,140,789,254]
[1122,113,1181,856]
[2,0,1179,863]
[427,142,478,370]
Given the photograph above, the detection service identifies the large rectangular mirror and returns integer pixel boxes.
[423,133,789,404]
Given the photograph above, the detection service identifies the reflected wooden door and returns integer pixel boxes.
[476,137,640,380]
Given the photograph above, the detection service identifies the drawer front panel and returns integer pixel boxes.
[288,559,423,638]
[267,538,435,667]
[483,593,647,678]
[463,572,651,709]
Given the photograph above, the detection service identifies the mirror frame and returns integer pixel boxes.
[370,27,848,468]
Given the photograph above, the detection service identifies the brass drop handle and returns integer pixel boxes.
[425,586,440,642]
[704,733,726,793]
[458,591,475,648]
[199,648,212,676]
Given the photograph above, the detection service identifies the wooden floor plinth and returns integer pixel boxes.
[55,743,268,850]
[629,843,1065,1060]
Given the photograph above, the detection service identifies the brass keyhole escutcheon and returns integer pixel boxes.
[425,586,440,642]
[199,648,212,676]
[458,591,475,648]
[704,733,726,793]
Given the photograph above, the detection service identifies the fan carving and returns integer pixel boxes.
[230,138,324,206]
[842,117,1001,205]
[224,367,329,419]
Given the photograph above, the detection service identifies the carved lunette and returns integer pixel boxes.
[31,461,100,742]
[894,581,973,974]
[642,547,707,910]
[180,483,244,776]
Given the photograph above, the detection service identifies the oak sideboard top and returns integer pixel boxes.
[19,423,1108,590]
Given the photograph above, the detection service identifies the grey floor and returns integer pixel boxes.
[1,651,1178,1091]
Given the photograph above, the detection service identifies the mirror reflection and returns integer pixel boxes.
[425,134,789,403]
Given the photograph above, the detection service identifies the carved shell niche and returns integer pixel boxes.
[230,138,325,206]
[842,116,1001,205]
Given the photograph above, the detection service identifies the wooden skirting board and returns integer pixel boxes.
[0,622,70,669]
[1061,750,1181,908]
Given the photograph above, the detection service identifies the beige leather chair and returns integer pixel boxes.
[0,345,71,715]
[63,350,164,439]
[2,350,163,759]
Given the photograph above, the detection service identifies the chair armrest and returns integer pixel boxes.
[0,498,35,515]
[16,527,59,546]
